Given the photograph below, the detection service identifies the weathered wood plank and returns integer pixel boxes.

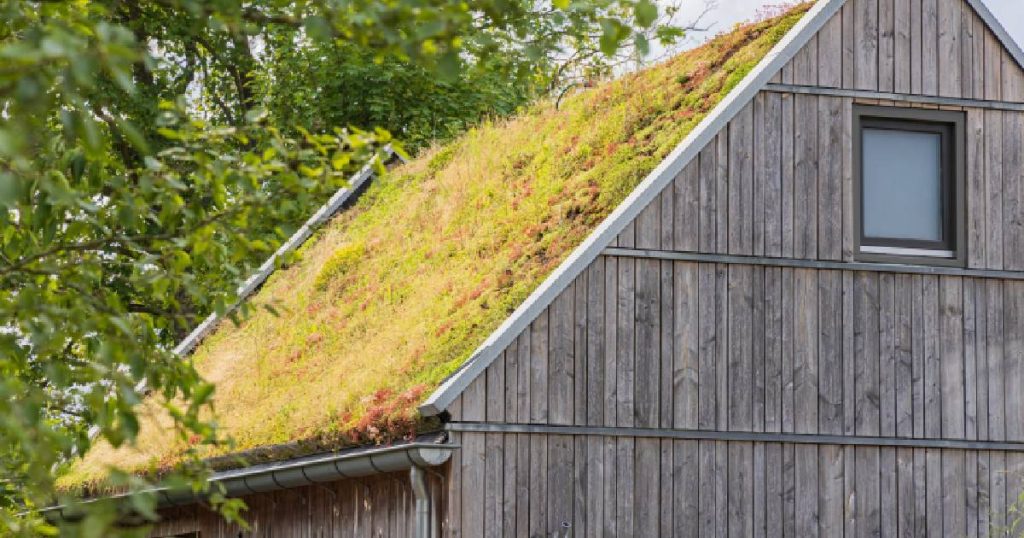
[1003,111,1024,270]
[504,434,520,537]
[516,330,532,425]
[880,273,897,437]
[674,262,698,429]
[911,0,923,94]
[986,280,1005,442]
[793,95,818,260]
[586,260,605,427]
[698,263,718,430]
[795,444,819,536]
[881,447,898,537]
[819,9,843,88]
[937,0,962,98]
[729,103,755,256]
[483,432,504,538]
[584,436,603,538]
[673,440,699,536]
[923,276,941,439]
[635,258,660,428]
[794,269,818,434]
[616,257,634,428]
[699,440,718,537]
[674,159,698,252]
[855,0,880,91]
[463,433,486,537]
[763,92,783,258]
[967,109,986,268]
[528,434,548,536]
[698,140,718,253]
[660,259,674,429]
[940,277,966,439]
[984,31,1003,101]
[634,438,660,535]
[549,285,574,426]
[729,265,755,431]
[753,94,766,258]
[1005,281,1024,441]
[603,257,618,428]
[895,0,912,93]
[856,446,882,537]
[716,133,729,253]
[615,438,635,535]
[819,444,845,536]
[765,268,783,433]
[530,310,550,425]
[895,274,914,438]
[766,443,784,537]
[818,96,843,261]
[922,0,938,95]
[574,273,588,426]
[943,449,968,536]
[855,271,881,436]
[878,0,895,92]
[842,1,856,88]
[729,442,755,537]
[897,447,917,537]
[783,269,797,434]
[819,270,844,435]
[547,434,574,534]
[781,93,795,259]
[842,97,855,260]
[926,449,942,535]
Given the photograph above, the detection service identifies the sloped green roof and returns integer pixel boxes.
[63,4,811,487]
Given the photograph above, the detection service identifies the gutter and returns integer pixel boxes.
[51,437,456,533]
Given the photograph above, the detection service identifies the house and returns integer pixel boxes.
[63,0,1024,535]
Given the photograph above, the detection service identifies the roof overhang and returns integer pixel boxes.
[47,435,456,520]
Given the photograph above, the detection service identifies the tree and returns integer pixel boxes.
[0,0,680,535]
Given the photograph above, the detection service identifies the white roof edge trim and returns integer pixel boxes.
[419,0,847,416]
[963,0,1024,75]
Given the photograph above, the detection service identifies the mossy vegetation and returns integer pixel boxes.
[62,4,811,488]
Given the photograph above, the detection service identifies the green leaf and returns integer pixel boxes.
[634,0,658,27]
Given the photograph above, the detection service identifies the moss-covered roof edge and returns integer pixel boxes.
[419,0,847,416]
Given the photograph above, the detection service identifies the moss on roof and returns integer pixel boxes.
[61,4,811,489]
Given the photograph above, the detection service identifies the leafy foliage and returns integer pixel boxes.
[0,0,680,534]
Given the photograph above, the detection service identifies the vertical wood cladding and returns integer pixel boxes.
[445,430,1023,538]
[453,259,1024,444]
[148,471,431,537]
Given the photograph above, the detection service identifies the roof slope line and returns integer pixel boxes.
[419,0,846,416]
[963,0,1024,73]
[173,148,394,357]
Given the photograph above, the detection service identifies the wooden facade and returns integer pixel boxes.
[149,471,437,537]
[441,0,1024,535]
[151,0,1024,536]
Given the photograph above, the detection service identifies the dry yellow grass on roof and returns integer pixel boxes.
[61,3,811,488]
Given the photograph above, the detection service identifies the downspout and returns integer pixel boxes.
[409,465,433,538]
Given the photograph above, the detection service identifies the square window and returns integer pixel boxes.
[854,106,965,265]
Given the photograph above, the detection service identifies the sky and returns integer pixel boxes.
[681,0,1024,49]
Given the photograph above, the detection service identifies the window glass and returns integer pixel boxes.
[862,127,943,241]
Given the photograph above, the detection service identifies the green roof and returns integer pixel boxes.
[63,4,811,488]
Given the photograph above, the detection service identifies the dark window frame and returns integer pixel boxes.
[853,105,966,267]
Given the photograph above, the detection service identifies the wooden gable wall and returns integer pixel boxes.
[442,0,1024,536]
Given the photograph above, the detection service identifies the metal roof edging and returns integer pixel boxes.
[418,0,848,416]
[962,0,1024,75]
[50,440,456,517]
